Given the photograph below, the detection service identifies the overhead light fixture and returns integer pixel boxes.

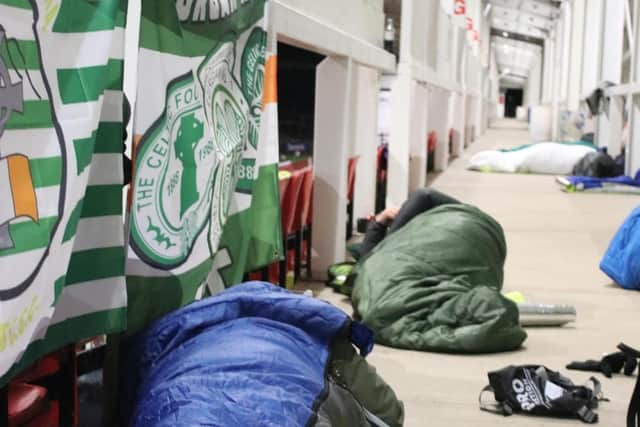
[503,31,509,37]
[483,3,492,16]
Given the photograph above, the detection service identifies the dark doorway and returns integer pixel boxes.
[504,88,523,118]
[277,43,325,161]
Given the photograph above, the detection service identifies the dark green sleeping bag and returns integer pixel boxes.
[351,204,527,353]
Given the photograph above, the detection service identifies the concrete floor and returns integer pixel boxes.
[300,119,640,426]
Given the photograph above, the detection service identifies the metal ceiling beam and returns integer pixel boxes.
[490,28,544,47]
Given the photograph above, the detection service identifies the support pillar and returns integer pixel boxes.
[630,96,640,174]
[567,0,585,111]
[475,94,483,140]
[542,38,555,103]
[628,0,640,174]
[351,64,380,221]
[528,56,542,106]
[597,0,625,153]
[311,57,352,276]
[430,86,451,171]
[607,96,624,157]
[408,81,428,193]
[387,67,412,207]
[560,1,573,103]
[551,15,565,141]
[581,0,604,95]
[448,92,465,157]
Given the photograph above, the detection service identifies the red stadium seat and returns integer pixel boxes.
[8,383,47,427]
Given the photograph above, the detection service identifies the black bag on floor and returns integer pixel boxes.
[480,365,604,423]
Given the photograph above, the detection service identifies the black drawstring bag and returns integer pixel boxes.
[480,365,605,423]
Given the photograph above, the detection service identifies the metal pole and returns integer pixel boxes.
[628,0,640,173]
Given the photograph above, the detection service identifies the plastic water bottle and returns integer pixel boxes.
[384,17,395,55]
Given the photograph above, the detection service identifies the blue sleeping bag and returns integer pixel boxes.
[564,171,640,191]
[601,206,640,290]
[121,282,403,427]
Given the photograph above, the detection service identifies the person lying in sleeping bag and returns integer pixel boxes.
[348,188,527,354]
[359,188,459,258]
[121,282,405,427]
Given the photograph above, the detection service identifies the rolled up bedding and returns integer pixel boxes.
[518,303,577,326]
[468,141,596,174]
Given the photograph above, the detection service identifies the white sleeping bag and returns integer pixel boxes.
[468,142,596,175]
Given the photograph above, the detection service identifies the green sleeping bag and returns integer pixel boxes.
[351,204,527,353]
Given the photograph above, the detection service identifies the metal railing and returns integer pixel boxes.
[597,0,640,176]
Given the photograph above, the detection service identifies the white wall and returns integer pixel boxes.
[276,0,384,47]
[399,0,430,66]
[425,1,440,70]
[437,6,453,83]
[272,1,394,73]
[480,4,491,67]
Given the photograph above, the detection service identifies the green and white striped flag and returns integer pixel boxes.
[127,0,281,333]
[0,0,127,384]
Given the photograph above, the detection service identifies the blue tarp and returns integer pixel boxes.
[565,171,640,190]
[601,206,640,290]
[122,282,374,426]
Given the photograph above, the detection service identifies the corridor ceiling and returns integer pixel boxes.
[488,0,561,87]
[493,35,543,87]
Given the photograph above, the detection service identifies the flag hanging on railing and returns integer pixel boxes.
[207,44,282,293]
[0,0,128,384]
[126,0,281,333]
